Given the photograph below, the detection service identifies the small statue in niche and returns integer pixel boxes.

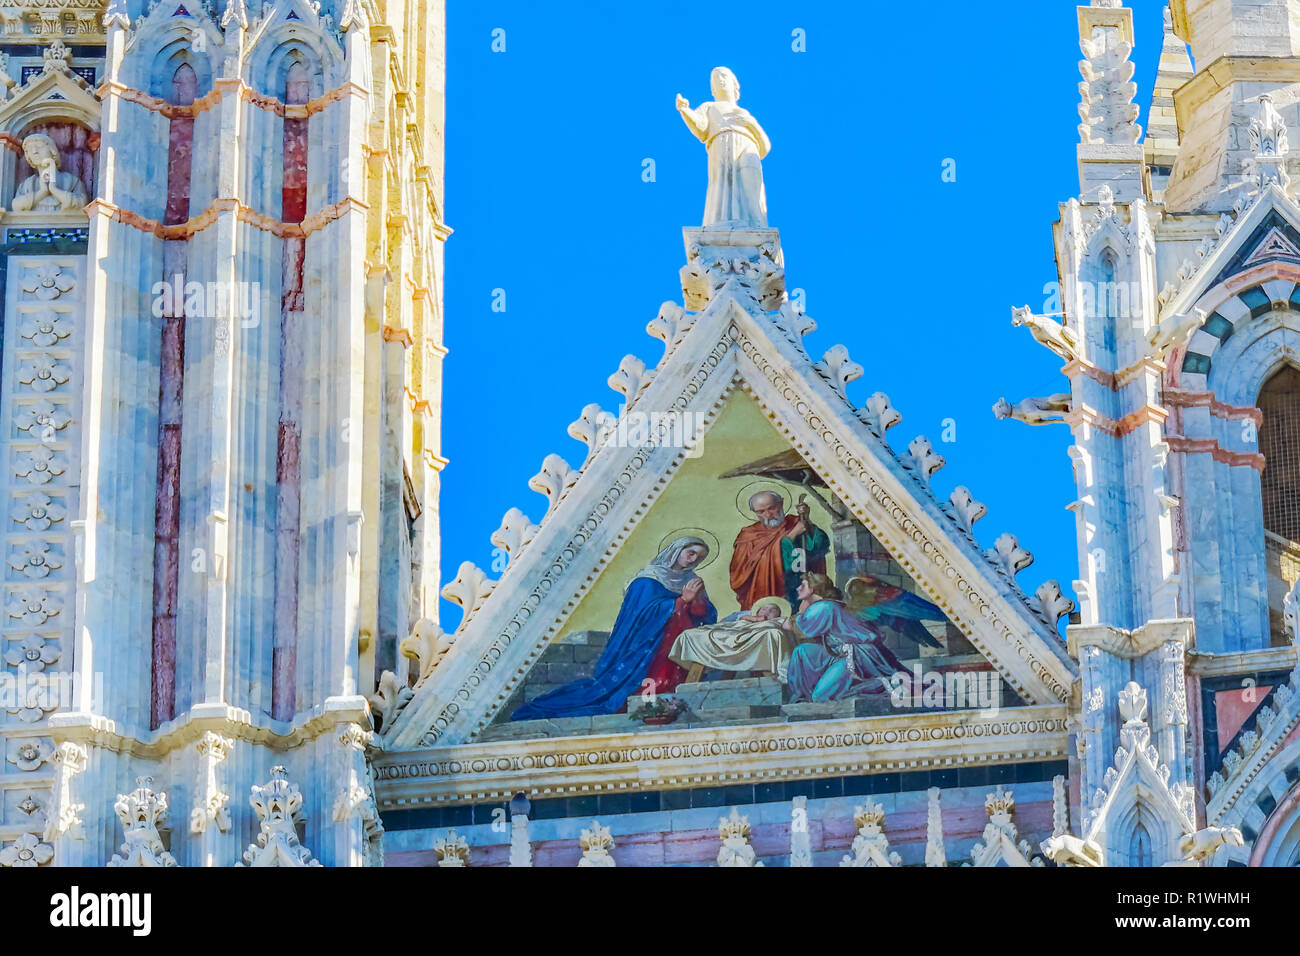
[11,133,87,212]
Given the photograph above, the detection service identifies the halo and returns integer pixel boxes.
[733,479,797,520]
[748,596,793,620]
[657,528,720,570]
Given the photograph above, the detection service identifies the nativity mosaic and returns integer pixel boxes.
[491,393,1016,739]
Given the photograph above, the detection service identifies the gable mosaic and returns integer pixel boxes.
[489,391,1012,738]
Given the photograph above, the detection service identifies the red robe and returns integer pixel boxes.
[730,517,792,609]
[729,514,826,609]
[642,595,711,696]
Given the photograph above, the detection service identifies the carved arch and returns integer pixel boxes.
[1248,778,1300,867]
[1177,265,1300,391]
[1108,798,1178,868]
[1081,244,1123,368]
[121,4,223,99]
[249,36,329,101]
[1211,737,1300,865]
[243,1,345,98]
[145,35,217,102]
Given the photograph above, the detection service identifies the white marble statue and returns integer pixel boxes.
[993,393,1073,426]
[677,67,770,228]
[11,133,87,212]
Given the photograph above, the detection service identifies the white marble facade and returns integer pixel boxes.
[0,0,444,869]
[7,0,1300,870]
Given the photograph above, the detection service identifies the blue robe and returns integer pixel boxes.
[787,600,905,702]
[511,577,717,720]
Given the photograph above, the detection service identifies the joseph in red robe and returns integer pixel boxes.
[729,492,829,609]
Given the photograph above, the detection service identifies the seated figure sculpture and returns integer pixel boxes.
[11,133,87,212]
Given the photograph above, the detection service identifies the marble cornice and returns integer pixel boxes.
[1164,388,1263,424]
[1067,618,1192,660]
[1066,358,1118,389]
[1187,645,1298,678]
[88,195,367,241]
[1071,402,1168,438]
[1064,356,1167,391]
[100,78,368,121]
[373,705,1070,809]
[404,385,432,416]
[382,325,414,347]
[46,696,372,759]
[1174,56,1300,138]
[1166,435,1265,471]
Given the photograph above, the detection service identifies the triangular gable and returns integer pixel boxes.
[244,0,334,46]
[386,237,1078,750]
[1161,184,1300,318]
[1240,224,1300,270]
[481,390,1020,736]
[0,60,101,134]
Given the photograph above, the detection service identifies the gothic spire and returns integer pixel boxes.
[1144,5,1194,199]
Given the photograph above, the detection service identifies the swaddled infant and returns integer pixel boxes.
[720,602,785,625]
[670,600,794,682]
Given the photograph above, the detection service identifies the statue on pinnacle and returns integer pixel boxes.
[677,67,771,228]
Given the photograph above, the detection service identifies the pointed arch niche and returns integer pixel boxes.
[0,55,101,230]
[1166,263,1300,653]
[1250,777,1300,867]
[1258,363,1300,641]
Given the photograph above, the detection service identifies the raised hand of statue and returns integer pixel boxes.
[675,93,689,112]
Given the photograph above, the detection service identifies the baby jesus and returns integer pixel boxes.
[668,599,794,683]
[726,602,784,625]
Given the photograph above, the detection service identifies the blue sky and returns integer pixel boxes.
[438,0,1172,626]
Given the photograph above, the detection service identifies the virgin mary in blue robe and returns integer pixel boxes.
[511,537,718,720]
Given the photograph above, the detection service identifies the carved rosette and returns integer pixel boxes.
[1,256,82,837]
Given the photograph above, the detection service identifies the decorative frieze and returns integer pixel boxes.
[375,706,1069,809]
[0,0,106,43]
